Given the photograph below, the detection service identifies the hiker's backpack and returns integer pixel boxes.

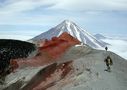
[107,57,113,65]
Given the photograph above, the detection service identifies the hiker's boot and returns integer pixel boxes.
[107,66,111,72]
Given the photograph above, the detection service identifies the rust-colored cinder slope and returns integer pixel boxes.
[12,32,80,68]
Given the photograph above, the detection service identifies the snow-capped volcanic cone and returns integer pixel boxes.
[31,20,106,48]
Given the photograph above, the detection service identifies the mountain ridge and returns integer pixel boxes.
[2,45,127,90]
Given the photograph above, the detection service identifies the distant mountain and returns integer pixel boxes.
[94,34,106,39]
[31,20,107,48]
[94,34,110,45]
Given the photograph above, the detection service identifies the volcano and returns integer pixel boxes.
[31,20,107,48]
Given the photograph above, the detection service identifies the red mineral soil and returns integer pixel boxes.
[22,61,73,90]
[10,32,80,68]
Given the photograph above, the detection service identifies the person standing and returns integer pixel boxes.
[104,56,113,72]
[105,46,108,51]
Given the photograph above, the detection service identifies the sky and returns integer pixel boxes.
[0,0,127,40]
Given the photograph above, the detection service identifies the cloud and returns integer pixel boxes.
[102,39,127,60]
[0,26,46,40]
[0,0,127,16]
[0,0,127,36]
[49,0,127,11]
[0,0,126,18]
[0,34,32,41]
[0,0,56,14]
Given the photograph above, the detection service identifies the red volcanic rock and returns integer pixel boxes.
[39,32,80,49]
[39,32,80,58]
[10,60,19,71]
[59,32,80,45]
[14,32,80,68]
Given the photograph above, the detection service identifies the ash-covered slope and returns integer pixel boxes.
[1,46,127,90]
[32,20,107,48]
[1,34,127,90]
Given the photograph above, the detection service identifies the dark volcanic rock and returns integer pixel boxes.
[0,39,36,79]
